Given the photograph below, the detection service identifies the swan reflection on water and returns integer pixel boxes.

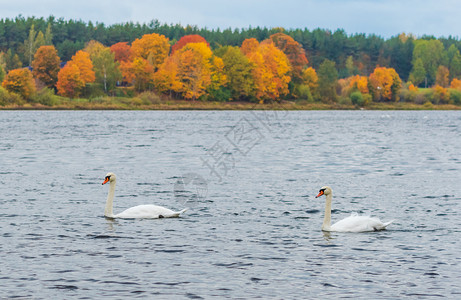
[105,218,118,231]
[322,231,333,241]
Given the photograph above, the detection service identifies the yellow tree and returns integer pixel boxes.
[156,42,225,100]
[178,49,204,99]
[131,33,170,71]
[369,66,402,101]
[302,67,318,96]
[246,49,267,101]
[153,56,182,95]
[242,39,291,102]
[2,68,36,99]
[432,85,449,104]
[177,43,213,100]
[349,75,369,94]
[71,50,95,84]
[261,41,291,100]
[209,55,227,93]
[127,57,155,92]
[84,40,105,56]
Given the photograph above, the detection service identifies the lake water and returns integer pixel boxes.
[0,110,460,299]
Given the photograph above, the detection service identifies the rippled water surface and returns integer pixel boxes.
[0,110,460,299]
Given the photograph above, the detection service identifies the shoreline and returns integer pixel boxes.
[1,101,460,111]
[0,99,461,111]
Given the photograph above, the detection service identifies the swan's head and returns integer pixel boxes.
[102,172,116,185]
[316,186,332,198]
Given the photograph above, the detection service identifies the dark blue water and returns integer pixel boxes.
[0,110,460,299]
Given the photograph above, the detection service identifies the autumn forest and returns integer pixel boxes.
[1,15,461,108]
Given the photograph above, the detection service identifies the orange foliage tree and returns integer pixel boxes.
[120,57,155,92]
[154,42,226,100]
[349,75,369,94]
[131,57,155,91]
[31,45,61,88]
[2,68,36,99]
[171,35,209,54]
[450,78,461,90]
[241,38,259,55]
[153,55,182,96]
[131,33,170,71]
[269,33,308,83]
[177,43,226,100]
[435,65,449,87]
[432,85,449,104]
[242,39,291,102]
[120,60,135,85]
[56,62,85,98]
[70,50,95,84]
[110,42,132,62]
[408,83,418,92]
[178,48,208,100]
[368,66,402,101]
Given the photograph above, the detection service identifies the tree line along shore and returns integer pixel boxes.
[1,16,461,109]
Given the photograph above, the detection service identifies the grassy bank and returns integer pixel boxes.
[1,98,461,110]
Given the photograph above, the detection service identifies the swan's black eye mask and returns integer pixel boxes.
[316,188,325,198]
[102,176,111,185]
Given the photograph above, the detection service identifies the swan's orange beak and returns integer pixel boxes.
[315,190,324,198]
[102,177,110,185]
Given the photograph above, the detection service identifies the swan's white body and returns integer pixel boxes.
[316,186,393,232]
[102,173,187,219]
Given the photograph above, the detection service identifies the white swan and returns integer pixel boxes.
[315,186,393,232]
[102,172,187,219]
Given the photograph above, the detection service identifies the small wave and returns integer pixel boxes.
[213,262,254,268]
[185,292,204,299]
[155,249,185,253]
[405,293,444,297]
[322,283,338,287]
[314,244,340,248]
[102,280,139,285]
[51,285,78,290]
[154,281,190,286]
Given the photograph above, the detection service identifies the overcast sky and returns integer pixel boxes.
[1,0,460,38]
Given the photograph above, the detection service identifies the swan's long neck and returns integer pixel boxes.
[322,193,332,231]
[104,181,116,218]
